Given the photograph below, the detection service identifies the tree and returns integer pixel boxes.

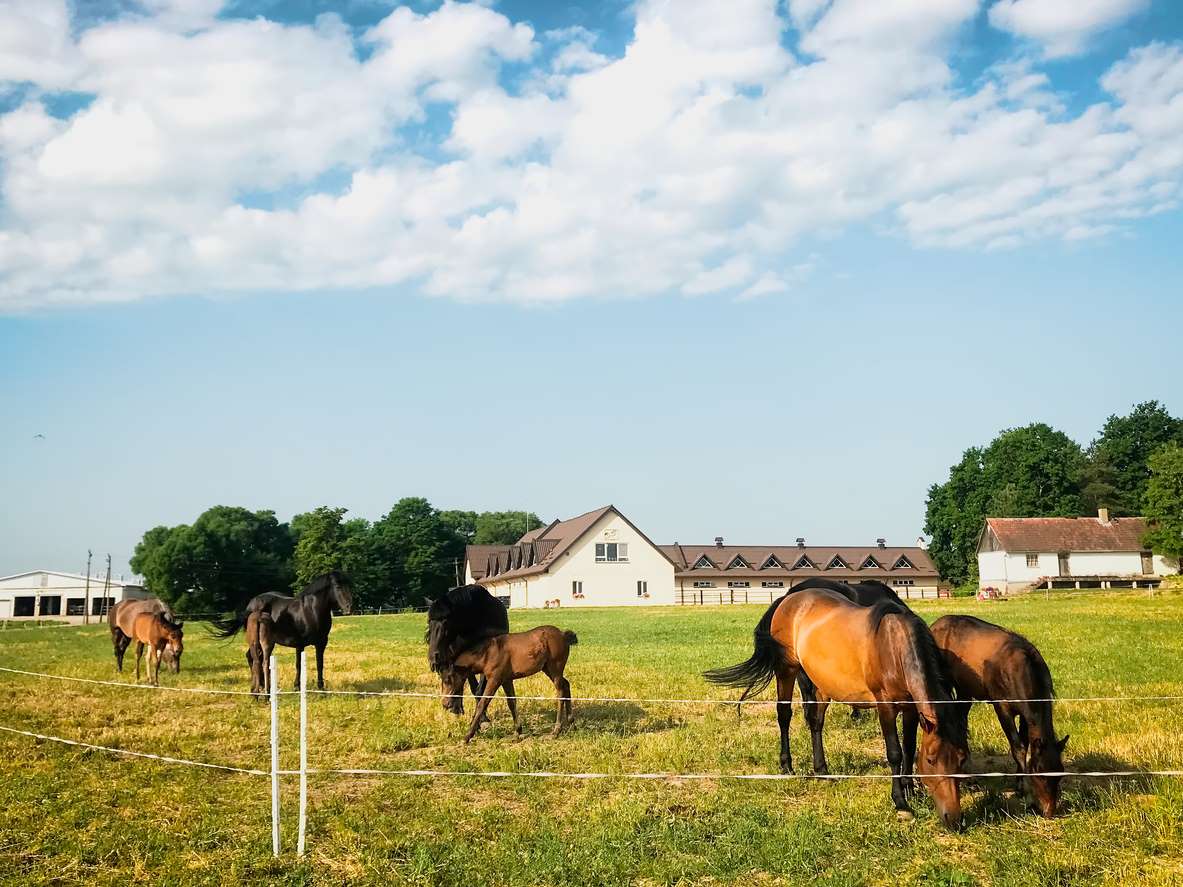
[130,506,294,613]
[473,511,545,545]
[370,497,462,606]
[1142,444,1183,563]
[1089,402,1183,514]
[291,506,351,588]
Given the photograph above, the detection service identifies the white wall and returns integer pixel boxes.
[0,572,145,622]
[977,550,1009,587]
[979,548,1175,591]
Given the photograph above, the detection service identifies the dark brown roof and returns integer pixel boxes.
[464,545,508,581]
[662,544,938,579]
[984,517,1149,553]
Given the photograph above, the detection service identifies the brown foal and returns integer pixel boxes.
[130,613,184,686]
[442,626,578,742]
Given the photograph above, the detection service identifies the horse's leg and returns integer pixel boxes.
[878,707,911,817]
[798,674,830,775]
[995,703,1026,792]
[900,707,919,799]
[465,675,502,743]
[501,679,521,737]
[134,641,145,683]
[151,643,161,686]
[294,646,303,691]
[775,669,798,774]
[315,642,326,691]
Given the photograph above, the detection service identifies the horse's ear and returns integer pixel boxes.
[1057,734,1070,752]
[918,714,935,734]
[424,597,434,607]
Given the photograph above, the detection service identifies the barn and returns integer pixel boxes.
[0,570,151,623]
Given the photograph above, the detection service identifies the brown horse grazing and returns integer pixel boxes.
[440,626,578,743]
[705,588,969,829]
[110,597,179,674]
[931,615,1068,818]
[130,613,184,686]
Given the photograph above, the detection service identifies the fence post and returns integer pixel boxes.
[270,654,280,858]
[298,649,308,857]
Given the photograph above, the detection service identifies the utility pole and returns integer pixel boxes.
[102,554,112,618]
[83,550,93,625]
[453,557,461,588]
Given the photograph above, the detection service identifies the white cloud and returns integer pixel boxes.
[989,0,1149,58]
[0,0,1182,311]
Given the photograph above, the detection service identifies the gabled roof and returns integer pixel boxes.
[0,570,142,589]
[982,516,1150,553]
[661,544,939,578]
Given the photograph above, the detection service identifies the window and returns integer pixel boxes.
[571,581,584,598]
[66,598,85,616]
[636,580,648,598]
[38,596,62,616]
[693,555,715,569]
[13,597,35,617]
[726,555,750,570]
[761,555,783,570]
[692,580,715,588]
[826,555,848,570]
[595,542,629,563]
[891,579,915,586]
[1025,553,1039,568]
[861,556,880,570]
[92,597,115,616]
[892,555,914,570]
[727,581,750,588]
[791,555,814,570]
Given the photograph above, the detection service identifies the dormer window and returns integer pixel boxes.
[761,555,783,570]
[861,555,880,570]
[791,555,814,570]
[726,555,750,570]
[826,555,849,570]
[693,555,715,570]
[893,555,914,570]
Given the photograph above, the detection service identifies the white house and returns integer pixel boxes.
[976,509,1176,594]
[0,570,150,624]
[466,504,942,608]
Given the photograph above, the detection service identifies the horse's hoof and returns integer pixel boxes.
[896,810,915,823]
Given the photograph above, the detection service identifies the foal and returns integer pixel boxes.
[130,613,184,686]
[442,626,578,743]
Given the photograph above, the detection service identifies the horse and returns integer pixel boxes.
[129,613,184,686]
[704,587,969,829]
[209,571,352,696]
[110,597,180,674]
[931,614,1068,818]
[425,584,510,715]
[440,626,578,743]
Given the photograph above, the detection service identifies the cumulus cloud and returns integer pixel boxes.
[0,0,1181,311]
[988,0,1150,58]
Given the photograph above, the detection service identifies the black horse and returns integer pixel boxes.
[425,584,509,715]
[209,571,353,693]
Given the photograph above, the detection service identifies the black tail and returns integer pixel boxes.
[207,611,247,639]
[563,630,578,646]
[703,595,788,701]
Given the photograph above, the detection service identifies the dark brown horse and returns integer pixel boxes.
[210,572,352,696]
[110,597,179,673]
[705,588,969,829]
[441,626,577,743]
[129,613,184,686]
[931,614,1068,817]
[426,584,509,716]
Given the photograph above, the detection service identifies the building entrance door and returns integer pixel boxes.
[1057,553,1070,577]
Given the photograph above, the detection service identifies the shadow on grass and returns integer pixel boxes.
[340,676,417,694]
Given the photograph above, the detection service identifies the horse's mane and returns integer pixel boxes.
[301,571,346,597]
[425,584,510,671]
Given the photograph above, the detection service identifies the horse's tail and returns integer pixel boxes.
[703,595,788,702]
[563,630,578,646]
[207,611,247,639]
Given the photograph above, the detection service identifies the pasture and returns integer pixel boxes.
[2,591,1182,886]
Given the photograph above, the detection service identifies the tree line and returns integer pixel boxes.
[130,498,542,613]
[924,401,1183,586]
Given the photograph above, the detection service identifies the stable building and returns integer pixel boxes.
[466,504,941,608]
[0,570,150,623]
[976,509,1175,594]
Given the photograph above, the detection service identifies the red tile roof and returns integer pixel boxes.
[984,516,1150,553]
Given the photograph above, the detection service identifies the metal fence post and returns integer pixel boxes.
[298,649,308,857]
[270,654,280,858]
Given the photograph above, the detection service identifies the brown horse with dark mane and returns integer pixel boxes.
[129,613,184,686]
[440,626,577,743]
[110,597,180,674]
[931,614,1068,817]
[705,588,969,829]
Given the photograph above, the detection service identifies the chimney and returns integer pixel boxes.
[1098,507,1110,525]
[796,537,806,548]
[714,536,724,548]
[876,538,886,549]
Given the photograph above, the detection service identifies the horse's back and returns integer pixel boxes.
[932,614,1051,701]
[112,598,170,637]
[773,590,879,702]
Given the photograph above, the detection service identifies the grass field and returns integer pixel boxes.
[2,591,1182,887]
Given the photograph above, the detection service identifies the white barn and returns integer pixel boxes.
[976,509,1176,594]
[0,570,150,623]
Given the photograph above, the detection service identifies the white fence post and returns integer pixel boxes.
[298,649,308,857]
[270,654,280,858]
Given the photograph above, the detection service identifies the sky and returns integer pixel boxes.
[1,0,1182,577]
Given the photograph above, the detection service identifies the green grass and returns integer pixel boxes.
[2,591,1182,886]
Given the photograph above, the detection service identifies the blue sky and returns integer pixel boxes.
[2,0,1182,576]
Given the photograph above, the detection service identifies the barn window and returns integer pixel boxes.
[893,555,914,570]
[13,597,35,617]
[861,556,880,570]
[92,597,115,615]
[692,580,715,588]
[761,555,783,570]
[762,581,784,588]
[1025,553,1039,568]
[826,555,848,570]
[791,555,814,570]
[66,598,85,616]
[891,579,915,586]
[636,580,648,597]
[571,581,584,598]
[727,581,750,588]
[726,555,750,570]
[693,556,715,569]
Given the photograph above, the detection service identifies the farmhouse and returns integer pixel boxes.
[0,570,150,623]
[466,505,941,608]
[976,509,1176,594]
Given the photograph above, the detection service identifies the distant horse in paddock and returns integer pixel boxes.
[426,584,509,715]
[110,597,180,674]
[705,588,969,829]
[129,613,184,686]
[931,614,1068,818]
[209,572,352,696]
[441,626,578,743]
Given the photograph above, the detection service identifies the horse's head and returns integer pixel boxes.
[438,665,467,715]
[425,597,454,673]
[164,621,184,673]
[916,710,969,830]
[328,571,353,616]
[1026,733,1069,817]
